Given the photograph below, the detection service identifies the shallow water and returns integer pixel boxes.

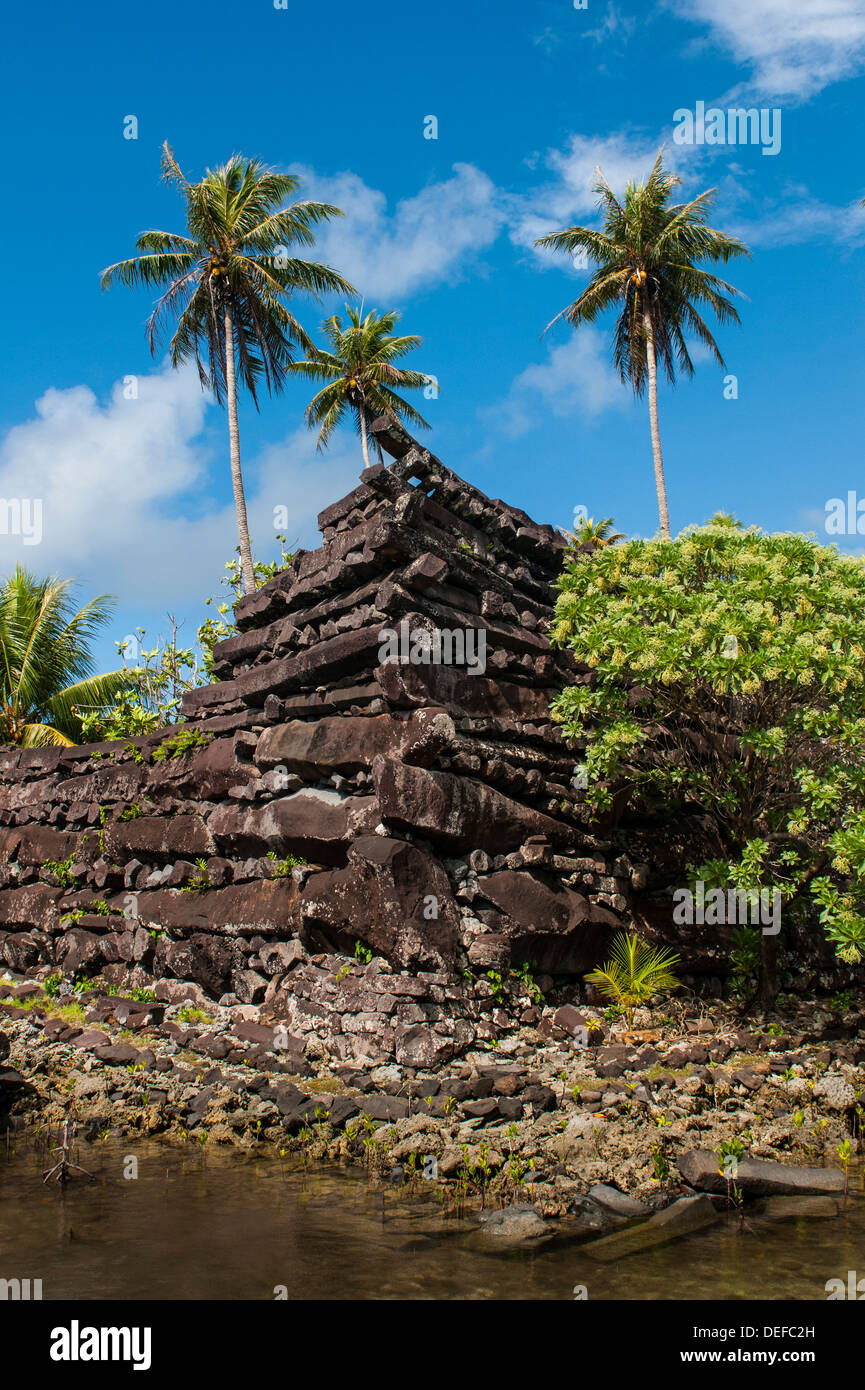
[1,1139,862,1301]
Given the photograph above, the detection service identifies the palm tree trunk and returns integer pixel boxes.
[223,304,256,596]
[359,407,372,470]
[643,312,671,538]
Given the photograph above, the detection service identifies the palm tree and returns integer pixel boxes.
[585,931,681,1032]
[0,568,134,747]
[289,306,432,468]
[536,152,749,537]
[101,143,355,595]
[561,515,625,551]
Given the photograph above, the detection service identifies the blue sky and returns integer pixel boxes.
[2,0,864,670]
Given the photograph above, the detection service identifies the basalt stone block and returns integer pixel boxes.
[357,1094,409,1122]
[146,737,258,800]
[0,884,63,930]
[1,931,44,971]
[135,878,303,939]
[475,870,609,974]
[677,1150,845,1197]
[207,791,379,865]
[583,1195,719,1261]
[184,626,386,714]
[327,1094,361,1127]
[105,815,215,859]
[375,661,554,721]
[372,758,574,854]
[553,1005,588,1036]
[55,928,106,976]
[162,935,234,996]
[256,707,454,780]
[234,968,268,1004]
[233,1020,304,1053]
[393,1023,464,1068]
[300,836,459,971]
[467,934,512,969]
[92,1042,142,1066]
[258,939,306,975]
[0,826,80,867]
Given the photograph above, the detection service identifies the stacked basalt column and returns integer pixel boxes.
[178,416,629,977]
[0,419,632,1044]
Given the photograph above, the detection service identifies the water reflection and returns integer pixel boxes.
[1,1140,861,1301]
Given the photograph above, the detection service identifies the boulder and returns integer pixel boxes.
[677,1149,846,1196]
[372,759,574,854]
[207,791,379,864]
[587,1184,650,1218]
[477,871,612,973]
[300,836,460,970]
[470,1204,551,1248]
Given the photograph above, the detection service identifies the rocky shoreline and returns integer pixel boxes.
[3,961,861,1248]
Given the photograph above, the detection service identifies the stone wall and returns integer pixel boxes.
[0,419,640,1063]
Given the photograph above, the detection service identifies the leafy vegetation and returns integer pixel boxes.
[266,850,308,877]
[152,728,212,761]
[0,568,134,746]
[553,515,865,1002]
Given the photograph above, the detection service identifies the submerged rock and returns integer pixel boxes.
[469,1204,551,1248]
[582,1194,720,1261]
[759,1196,841,1221]
[587,1183,650,1218]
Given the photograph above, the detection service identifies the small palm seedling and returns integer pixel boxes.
[584,932,681,1032]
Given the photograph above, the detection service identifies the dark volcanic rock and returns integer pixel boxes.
[207,791,379,864]
[301,836,460,971]
[677,1150,845,1196]
[373,759,574,854]
[0,422,645,1066]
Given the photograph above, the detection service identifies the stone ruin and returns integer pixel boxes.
[0,418,642,1067]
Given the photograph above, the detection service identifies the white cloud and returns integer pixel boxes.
[481,331,627,440]
[665,0,865,99]
[0,364,361,617]
[288,162,507,303]
[731,191,865,247]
